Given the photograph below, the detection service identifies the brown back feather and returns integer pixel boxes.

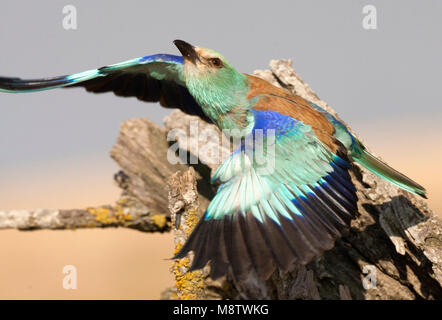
[245,74,341,153]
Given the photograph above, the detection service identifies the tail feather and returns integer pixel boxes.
[351,143,427,198]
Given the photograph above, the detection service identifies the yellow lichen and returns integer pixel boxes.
[185,208,200,236]
[172,256,205,300]
[115,204,124,215]
[173,243,183,255]
[152,214,167,229]
[171,207,205,300]
[87,206,132,225]
[117,197,130,206]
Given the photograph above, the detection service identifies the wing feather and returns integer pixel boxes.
[175,109,358,281]
[0,54,211,122]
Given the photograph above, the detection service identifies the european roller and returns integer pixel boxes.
[0,40,426,281]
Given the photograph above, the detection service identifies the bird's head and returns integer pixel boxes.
[173,40,249,122]
[174,39,236,80]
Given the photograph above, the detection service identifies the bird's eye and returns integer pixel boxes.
[209,58,223,68]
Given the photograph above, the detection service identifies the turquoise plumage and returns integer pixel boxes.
[178,108,357,280]
[0,40,426,281]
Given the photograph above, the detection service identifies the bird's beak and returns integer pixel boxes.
[174,40,200,64]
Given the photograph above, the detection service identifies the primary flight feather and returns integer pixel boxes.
[0,40,426,281]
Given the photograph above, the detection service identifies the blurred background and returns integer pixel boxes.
[0,0,440,299]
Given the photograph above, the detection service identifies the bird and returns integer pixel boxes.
[0,40,427,282]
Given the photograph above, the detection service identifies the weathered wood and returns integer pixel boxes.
[164,60,442,300]
[0,118,211,233]
[1,59,440,300]
[110,117,188,215]
[0,199,169,233]
[250,60,442,299]
[0,118,181,233]
[167,167,207,300]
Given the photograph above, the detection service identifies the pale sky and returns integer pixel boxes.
[0,0,441,300]
[0,0,441,209]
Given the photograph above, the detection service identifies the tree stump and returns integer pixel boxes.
[163,60,442,300]
[1,60,440,300]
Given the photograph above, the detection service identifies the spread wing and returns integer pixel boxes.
[0,54,210,121]
[174,109,358,281]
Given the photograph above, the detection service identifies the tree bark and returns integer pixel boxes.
[164,60,442,300]
[1,60,441,300]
